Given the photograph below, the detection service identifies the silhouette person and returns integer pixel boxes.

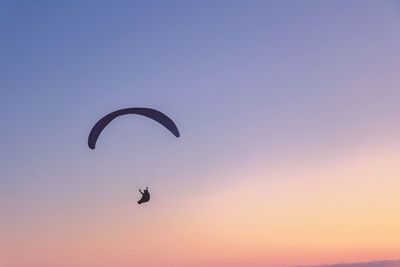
[138,187,150,204]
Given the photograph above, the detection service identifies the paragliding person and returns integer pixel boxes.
[138,187,150,204]
[88,107,180,207]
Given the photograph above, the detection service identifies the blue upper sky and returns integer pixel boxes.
[1,0,400,200]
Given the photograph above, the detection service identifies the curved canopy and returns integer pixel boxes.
[88,107,180,149]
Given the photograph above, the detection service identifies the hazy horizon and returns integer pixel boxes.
[307,259,400,267]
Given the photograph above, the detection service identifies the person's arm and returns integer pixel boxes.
[139,189,143,194]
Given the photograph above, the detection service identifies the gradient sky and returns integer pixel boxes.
[1,1,400,267]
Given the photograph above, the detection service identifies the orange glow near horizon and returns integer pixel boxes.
[3,143,400,267]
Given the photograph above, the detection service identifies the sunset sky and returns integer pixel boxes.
[1,1,400,267]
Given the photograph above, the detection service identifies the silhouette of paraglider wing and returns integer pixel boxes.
[88,107,180,149]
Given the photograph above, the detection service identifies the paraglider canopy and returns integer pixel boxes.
[88,107,180,149]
